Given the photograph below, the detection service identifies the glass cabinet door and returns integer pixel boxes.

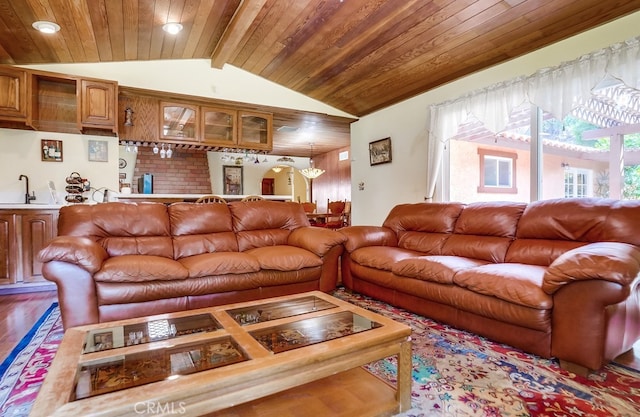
[238,111,272,150]
[201,107,237,145]
[160,102,198,141]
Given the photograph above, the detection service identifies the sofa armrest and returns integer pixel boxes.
[339,226,398,253]
[288,227,347,257]
[37,236,109,274]
[543,242,640,294]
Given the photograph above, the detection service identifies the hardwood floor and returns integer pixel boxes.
[1,291,639,372]
[0,290,58,362]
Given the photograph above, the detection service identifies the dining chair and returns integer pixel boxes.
[342,201,351,227]
[324,199,347,229]
[241,195,265,202]
[195,195,227,204]
[301,202,317,213]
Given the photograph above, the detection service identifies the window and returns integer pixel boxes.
[477,149,517,193]
[564,168,593,198]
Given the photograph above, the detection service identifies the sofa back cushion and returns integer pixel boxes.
[169,203,238,258]
[506,198,640,265]
[441,201,526,263]
[382,202,464,254]
[229,201,310,251]
[57,202,173,258]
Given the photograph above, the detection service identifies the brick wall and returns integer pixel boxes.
[133,146,212,194]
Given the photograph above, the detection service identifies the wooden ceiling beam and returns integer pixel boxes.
[210,0,267,69]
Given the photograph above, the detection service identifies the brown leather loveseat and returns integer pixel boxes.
[339,198,640,373]
[38,200,346,329]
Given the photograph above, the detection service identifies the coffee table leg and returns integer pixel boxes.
[397,337,412,412]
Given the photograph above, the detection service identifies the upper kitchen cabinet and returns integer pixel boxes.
[0,66,28,121]
[160,102,199,142]
[80,79,118,132]
[238,111,273,150]
[0,65,118,135]
[201,106,237,146]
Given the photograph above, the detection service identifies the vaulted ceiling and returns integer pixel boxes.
[0,0,638,155]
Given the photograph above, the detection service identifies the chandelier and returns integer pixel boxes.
[299,166,325,179]
[299,143,325,179]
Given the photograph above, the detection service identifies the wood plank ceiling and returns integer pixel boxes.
[0,0,638,157]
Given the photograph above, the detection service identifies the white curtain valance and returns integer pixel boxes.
[429,35,640,143]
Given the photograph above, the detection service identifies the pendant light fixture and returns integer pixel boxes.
[299,143,325,179]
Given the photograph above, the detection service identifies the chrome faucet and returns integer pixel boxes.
[18,175,36,204]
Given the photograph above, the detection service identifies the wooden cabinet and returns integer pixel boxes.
[0,67,28,121]
[21,211,58,282]
[80,79,117,131]
[200,108,272,150]
[159,102,272,151]
[0,209,58,285]
[201,106,237,146]
[160,102,199,141]
[0,64,118,135]
[0,213,17,285]
[239,111,273,150]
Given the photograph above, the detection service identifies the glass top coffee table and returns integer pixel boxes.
[31,291,412,416]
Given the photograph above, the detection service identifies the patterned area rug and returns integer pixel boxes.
[0,303,62,417]
[331,288,640,417]
[1,291,639,416]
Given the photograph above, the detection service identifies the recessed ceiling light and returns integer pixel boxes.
[162,22,183,35]
[32,21,60,34]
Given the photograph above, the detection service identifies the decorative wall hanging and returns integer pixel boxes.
[88,140,108,162]
[369,137,392,166]
[41,139,63,162]
[223,165,243,195]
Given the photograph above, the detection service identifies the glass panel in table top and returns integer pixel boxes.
[249,311,382,353]
[74,336,248,400]
[226,295,338,325]
[82,313,222,353]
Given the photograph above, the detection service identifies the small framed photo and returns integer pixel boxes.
[369,137,392,166]
[88,140,108,162]
[41,139,63,162]
[223,165,243,195]
[93,331,113,349]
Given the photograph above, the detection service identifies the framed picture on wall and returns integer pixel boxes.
[223,165,243,195]
[88,140,109,162]
[41,139,63,162]
[369,137,392,166]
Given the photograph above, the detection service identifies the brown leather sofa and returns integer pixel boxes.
[339,198,640,373]
[38,200,346,329]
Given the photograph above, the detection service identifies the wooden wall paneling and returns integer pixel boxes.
[312,146,351,213]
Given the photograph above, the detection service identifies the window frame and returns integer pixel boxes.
[563,167,593,198]
[477,149,518,194]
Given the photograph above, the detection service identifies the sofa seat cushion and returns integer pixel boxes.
[245,245,322,271]
[392,256,489,284]
[453,263,552,309]
[94,255,189,283]
[351,246,424,272]
[96,269,321,305]
[178,252,261,278]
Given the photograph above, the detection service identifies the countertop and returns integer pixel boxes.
[0,203,65,209]
[115,194,293,201]
[0,194,293,209]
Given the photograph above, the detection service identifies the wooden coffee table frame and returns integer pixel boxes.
[31,291,412,417]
